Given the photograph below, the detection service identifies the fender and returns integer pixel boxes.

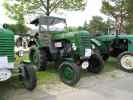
[90,38,102,47]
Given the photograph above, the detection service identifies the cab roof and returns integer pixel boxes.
[30,16,66,26]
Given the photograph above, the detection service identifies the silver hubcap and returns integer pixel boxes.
[120,54,133,70]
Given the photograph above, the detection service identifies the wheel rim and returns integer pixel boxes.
[63,66,74,80]
[121,54,133,70]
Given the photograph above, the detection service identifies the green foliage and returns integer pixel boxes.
[101,0,133,34]
[62,0,86,10]
[8,24,29,35]
[124,0,133,34]
[3,0,29,34]
[0,97,6,100]
[87,16,110,34]
[4,0,86,16]
[101,0,116,16]
[125,24,133,34]
[101,0,127,17]
[101,0,127,33]
[3,0,25,25]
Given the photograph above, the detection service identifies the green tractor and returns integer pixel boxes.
[0,24,37,91]
[29,16,104,86]
[94,32,133,72]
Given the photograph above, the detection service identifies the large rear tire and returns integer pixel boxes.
[88,54,104,73]
[59,62,80,86]
[29,47,47,71]
[118,51,133,73]
[19,62,37,91]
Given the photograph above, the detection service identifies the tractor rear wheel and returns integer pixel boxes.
[19,62,37,91]
[118,51,133,73]
[29,47,47,71]
[59,62,80,86]
[88,54,104,73]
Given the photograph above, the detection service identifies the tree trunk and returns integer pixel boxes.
[46,0,50,16]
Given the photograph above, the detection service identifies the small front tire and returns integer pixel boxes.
[19,62,37,91]
[88,54,104,73]
[59,62,80,86]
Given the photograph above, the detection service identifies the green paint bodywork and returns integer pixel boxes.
[96,34,133,53]
[90,38,102,47]
[36,31,92,58]
[0,28,14,62]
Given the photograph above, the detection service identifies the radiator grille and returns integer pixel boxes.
[0,33,14,62]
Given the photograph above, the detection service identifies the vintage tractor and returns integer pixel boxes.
[29,16,104,86]
[94,33,133,72]
[0,24,37,91]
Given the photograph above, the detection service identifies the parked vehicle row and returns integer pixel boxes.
[0,16,132,91]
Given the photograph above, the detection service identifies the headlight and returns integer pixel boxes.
[81,61,89,69]
[85,48,92,57]
[91,44,96,49]
[72,43,77,51]
[0,69,12,81]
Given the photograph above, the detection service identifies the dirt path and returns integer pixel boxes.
[1,70,133,100]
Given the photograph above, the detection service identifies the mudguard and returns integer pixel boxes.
[90,38,102,47]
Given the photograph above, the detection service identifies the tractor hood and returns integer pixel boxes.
[53,31,90,40]
[97,34,133,41]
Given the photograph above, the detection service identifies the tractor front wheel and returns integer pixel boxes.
[19,62,37,91]
[59,62,80,86]
[118,52,133,73]
[88,54,104,73]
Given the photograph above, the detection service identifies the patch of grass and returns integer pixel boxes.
[103,57,118,72]
[37,69,58,85]
[15,53,59,84]
[0,97,6,100]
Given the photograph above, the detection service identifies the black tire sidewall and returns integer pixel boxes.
[88,53,104,73]
[29,47,40,66]
[29,47,47,71]
[20,63,37,91]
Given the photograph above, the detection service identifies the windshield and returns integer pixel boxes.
[40,23,66,32]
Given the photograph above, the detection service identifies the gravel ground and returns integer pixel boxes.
[1,69,133,100]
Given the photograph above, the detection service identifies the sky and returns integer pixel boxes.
[0,0,107,27]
